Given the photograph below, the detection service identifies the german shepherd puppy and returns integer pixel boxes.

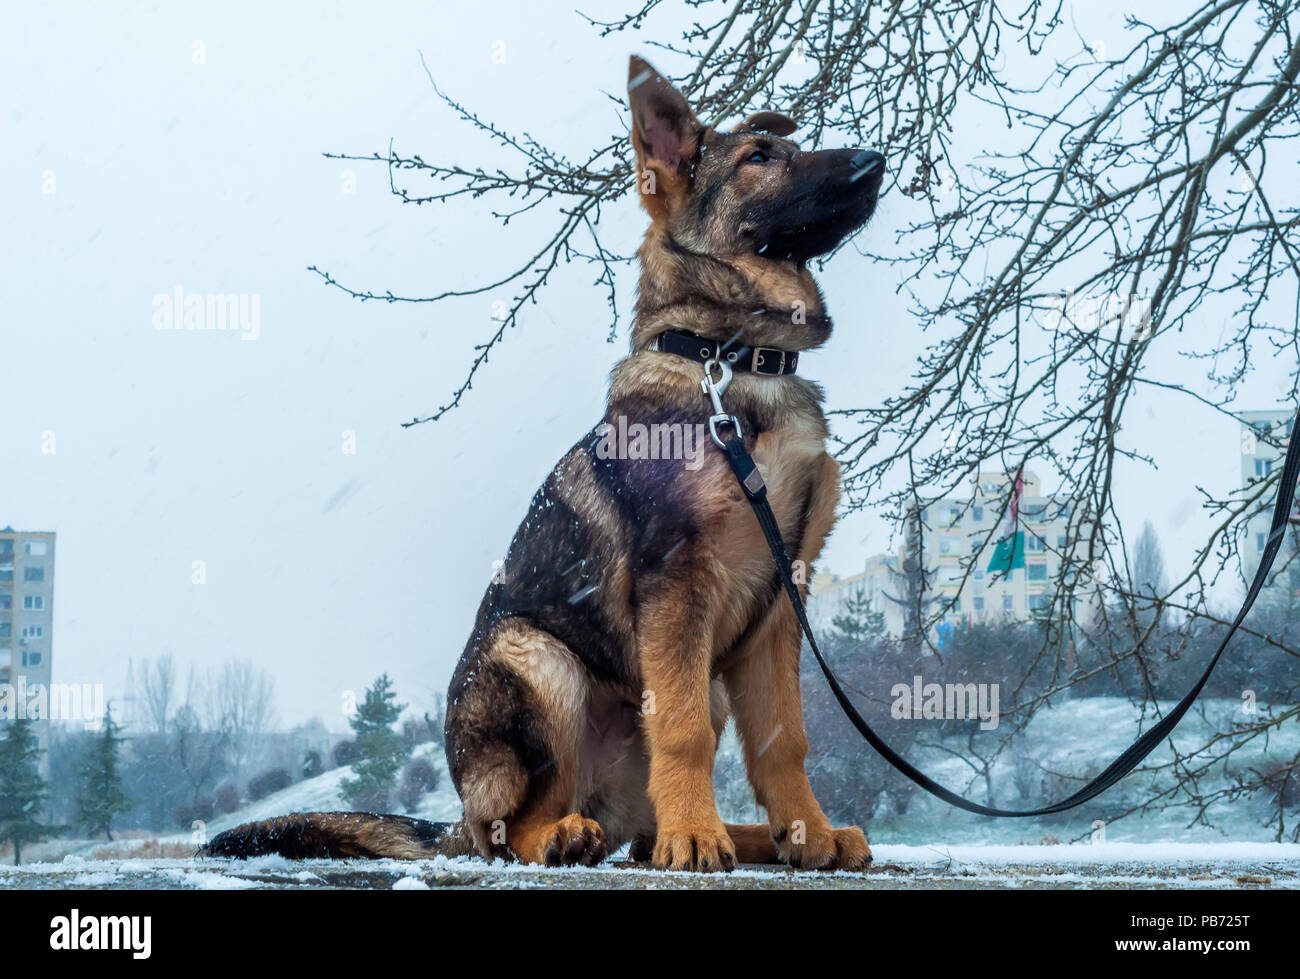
[205,56,884,872]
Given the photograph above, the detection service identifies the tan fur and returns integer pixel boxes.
[724,822,780,863]
[489,618,589,759]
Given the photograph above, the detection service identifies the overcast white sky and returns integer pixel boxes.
[3,0,1294,729]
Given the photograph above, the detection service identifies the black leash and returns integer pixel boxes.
[705,360,1300,816]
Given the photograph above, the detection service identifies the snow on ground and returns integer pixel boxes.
[2,842,1297,890]
[8,743,461,866]
[7,697,1300,888]
[802,696,1300,846]
[195,743,463,840]
[191,698,1299,850]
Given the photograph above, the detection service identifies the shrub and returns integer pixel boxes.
[173,797,214,828]
[349,786,390,813]
[332,740,362,766]
[214,783,241,815]
[247,768,292,801]
[399,757,439,811]
[302,750,323,779]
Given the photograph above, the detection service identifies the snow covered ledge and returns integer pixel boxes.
[1,842,1297,890]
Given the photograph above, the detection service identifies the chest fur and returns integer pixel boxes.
[706,416,829,653]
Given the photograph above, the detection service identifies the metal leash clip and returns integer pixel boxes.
[701,357,742,449]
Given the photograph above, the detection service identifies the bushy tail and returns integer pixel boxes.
[200,812,477,860]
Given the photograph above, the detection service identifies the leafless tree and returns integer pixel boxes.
[171,702,228,809]
[1133,521,1167,598]
[208,660,278,782]
[314,0,1300,836]
[137,654,176,735]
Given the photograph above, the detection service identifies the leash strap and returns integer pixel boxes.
[719,411,1300,817]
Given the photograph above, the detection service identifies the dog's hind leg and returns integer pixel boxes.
[446,617,607,866]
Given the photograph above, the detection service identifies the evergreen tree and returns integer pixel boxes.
[75,705,131,841]
[0,718,49,864]
[340,675,409,811]
[831,584,887,642]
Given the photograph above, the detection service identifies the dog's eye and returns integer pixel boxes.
[745,150,769,164]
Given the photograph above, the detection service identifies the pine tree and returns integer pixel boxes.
[75,705,131,841]
[340,675,409,811]
[0,718,49,864]
[832,584,887,641]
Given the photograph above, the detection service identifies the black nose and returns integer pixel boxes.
[849,150,885,183]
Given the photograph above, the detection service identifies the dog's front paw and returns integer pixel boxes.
[773,821,872,871]
[653,822,737,872]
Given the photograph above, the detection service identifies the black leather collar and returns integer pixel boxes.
[653,329,800,377]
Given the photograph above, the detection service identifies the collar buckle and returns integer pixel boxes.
[752,347,787,376]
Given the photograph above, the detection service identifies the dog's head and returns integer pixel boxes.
[628,55,884,264]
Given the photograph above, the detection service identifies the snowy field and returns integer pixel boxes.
[797,696,1300,845]
[5,699,1300,889]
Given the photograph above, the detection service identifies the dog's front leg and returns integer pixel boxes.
[723,452,871,870]
[638,577,736,872]
[723,599,872,870]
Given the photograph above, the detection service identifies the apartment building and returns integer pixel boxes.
[807,554,908,638]
[923,470,1075,624]
[808,471,1079,638]
[0,528,55,751]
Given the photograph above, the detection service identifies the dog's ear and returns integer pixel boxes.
[734,111,797,137]
[629,55,701,220]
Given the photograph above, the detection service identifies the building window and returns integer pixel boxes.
[1057,534,1067,548]
[0,623,9,638]
[23,595,44,611]
[21,650,42,667]
[23,541,47,556]
[974,597,985,611]
[1257,532,1267,551]
[20,625,43,639]
[1026,534,1044,553]
[0,593,10,610]
[1002,594,1014,611]
[1028,564,1048,581]
[24,566,44,582]
[974,569,984,581]
[939,538,955,555]
[1256,459,1273,477]
[973,506,984,522]
[1029,595,1048,610]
